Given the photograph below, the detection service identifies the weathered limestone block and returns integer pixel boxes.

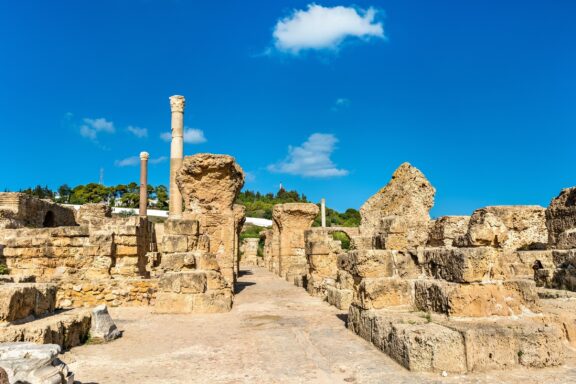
[76,203,112,225]
[164,219,199,236]
[427,216,470,247]
[339,250,393,278]
[0,343,74,384]
[160,235,189,253]
[503,250,554,277]
[359,163,435,250]
[326,286,353,310]
[273,203,319,280]
[540,298,576,347]
[442,320,565,371]
[0,308,91,349]
[158,271,208,294]
[558,228,576,249]
[546,187,576,247]
[348,305,467,373]
[340,249,419,279]
[153,289,233,314]
[158,252,196,272]
[356,278,412,309]
[423,247,504,283]
[90,304,121,342]
[57,279,157,308]
[0,283,57,324]
[414,279,540,317]
[457,206,548,250]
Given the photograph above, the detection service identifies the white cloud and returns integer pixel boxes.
[268,133,349,177]
[245,171,256,183]
[160,128,207,144]
[127,126,148,138]
[115,156,167,167]
[149,156,167,164]
[332,98,351,111]
[273,4,384,54]
[114,156,139,167]
[79,117,115,141]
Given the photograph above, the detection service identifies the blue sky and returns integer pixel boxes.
[0,0,574,217]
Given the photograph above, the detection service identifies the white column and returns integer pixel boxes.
[169,95,185,217]
[139,152,149,217]
[321,198,326,227]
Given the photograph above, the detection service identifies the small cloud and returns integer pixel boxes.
[332,98,351,111]
[272,4,384,54]
[115,156,167,167]
[245,171,256,183]
[114,156,139,167]
[127,126,148,138]
[149,156,167,164]
[79,117,115,142]
[160,127,207,144]
[183,128,207,144]
[268,133,349,178]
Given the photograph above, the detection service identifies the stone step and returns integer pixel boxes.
[0,283,57,324]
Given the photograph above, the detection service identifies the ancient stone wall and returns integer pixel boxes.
[317,163,572,374]
[0,193,76,229]
[272,203,319,284]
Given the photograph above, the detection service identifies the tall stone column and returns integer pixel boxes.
[139,152,149,217]
[169,95,185,217]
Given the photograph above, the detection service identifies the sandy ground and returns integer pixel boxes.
[64,267,576,384]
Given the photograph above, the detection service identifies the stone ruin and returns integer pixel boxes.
[261,203,319,285]
[241,237,260,266]
[261,162,576,374]
[151,153,245,314]
[0,151,248,381]
[0,192,76,229]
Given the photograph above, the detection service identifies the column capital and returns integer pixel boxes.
[140,151,150,160]
[169,95,185,113]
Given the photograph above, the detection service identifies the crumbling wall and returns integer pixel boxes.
[0,193,77,229]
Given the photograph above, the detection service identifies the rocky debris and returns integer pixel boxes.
[176,153,245,214]
[546,187,576,248]
[455,206,548,250]
[89,305,121,343]
[360,163,435,251]
[0,342,73,384]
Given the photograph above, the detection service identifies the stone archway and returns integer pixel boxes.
[43,210,55,227]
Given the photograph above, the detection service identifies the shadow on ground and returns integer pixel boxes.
[234,281,256,294]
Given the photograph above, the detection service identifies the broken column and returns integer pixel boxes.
[154,154,244,313]
[241,238,260,266]
[176,153,245,285]
[272,203,319,284]
[139,151,149,217]
[169,95,185,218]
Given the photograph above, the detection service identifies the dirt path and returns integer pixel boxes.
[65,267,576,384]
